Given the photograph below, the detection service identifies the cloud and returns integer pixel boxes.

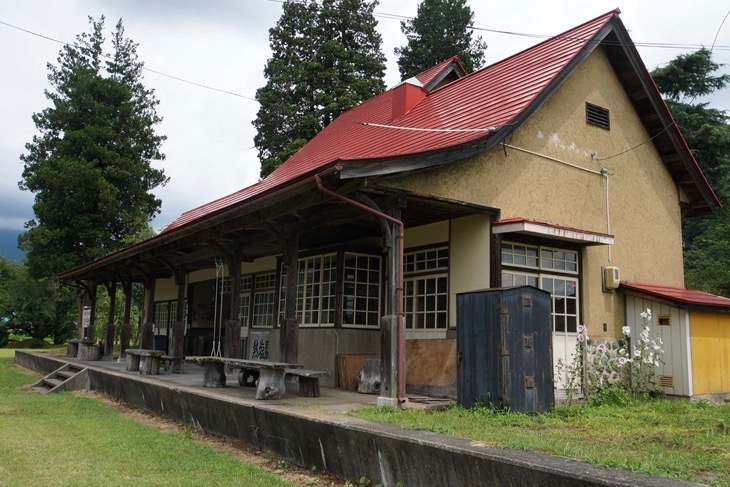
[0,216,29,232]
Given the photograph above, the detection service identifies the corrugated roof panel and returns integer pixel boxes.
[163,10,621,233]
[621,282,730,309]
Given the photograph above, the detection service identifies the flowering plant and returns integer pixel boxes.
[624,309,664,396]
[556,309,665,406]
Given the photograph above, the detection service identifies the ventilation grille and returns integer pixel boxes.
[586,102,610,130]
[658,375,674,388]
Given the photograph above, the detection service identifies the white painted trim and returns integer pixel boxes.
[493,221,614,245]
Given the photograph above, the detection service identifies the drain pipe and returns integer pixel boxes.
[314,174,406,405]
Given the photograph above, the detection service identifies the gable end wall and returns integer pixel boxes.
[386,48,685,339]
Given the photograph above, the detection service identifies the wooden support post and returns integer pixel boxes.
[120,280,133,357]
[280,232,300,365]
[75,286,85,340]
[103,281,117,359]
[141,272,155,349]
[86,282,98,342]
[169,264,186,373]
[379,208,402,407]
[225,253,242,358]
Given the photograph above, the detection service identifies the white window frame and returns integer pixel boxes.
[404,246,449,339]
[252,272,276,328]
[342,252,382,329]
[500,241,580,336]
[279,253,337,328]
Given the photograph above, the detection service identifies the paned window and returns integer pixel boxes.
[501,241,580,334]
[252,273,276,328]
[343,253,382,327]
[238,275,252,331]
[279,254,337,327]
[404,246,449,337]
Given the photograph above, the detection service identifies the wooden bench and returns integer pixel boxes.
[285,369,330,397]
[238,367,330,397]
[161,355,184,373]
[125,349,165,375]
[185,356,301,400]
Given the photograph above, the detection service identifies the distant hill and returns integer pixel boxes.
[0,230,24,261]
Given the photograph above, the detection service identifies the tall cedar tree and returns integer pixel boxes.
[652,48,730,296]
[254,0,386,178]
[19,17,167,278]
[395,0,486,79]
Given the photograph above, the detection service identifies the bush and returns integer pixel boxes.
[0,324,8,348]
[28,337,47,349]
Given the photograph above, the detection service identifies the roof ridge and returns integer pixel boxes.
[463,9,620,82]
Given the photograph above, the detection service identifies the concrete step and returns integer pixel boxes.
[57,370,76,379]
[43,378,63,388]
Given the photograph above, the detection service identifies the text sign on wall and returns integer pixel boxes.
[82,306,91,328]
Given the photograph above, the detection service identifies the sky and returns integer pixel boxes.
[1,0,729,261]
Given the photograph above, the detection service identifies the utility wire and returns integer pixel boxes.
[710,8,730,55]
[595,122,675,162]
[0,19,258,102]
[266,0,730,52]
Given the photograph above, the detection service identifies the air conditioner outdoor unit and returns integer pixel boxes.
[604,266,620,290]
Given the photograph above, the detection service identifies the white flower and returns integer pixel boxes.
[645,308,652,317]
[634,349,641,357]
[640,311,648,319]
[622,326,631,336]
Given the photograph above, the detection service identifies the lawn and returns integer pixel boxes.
[0,349,302,487]
[354,397,730,486]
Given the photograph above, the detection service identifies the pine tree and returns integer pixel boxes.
[395,0,486,79]
[253,0,386,178]
[19,16,167,278]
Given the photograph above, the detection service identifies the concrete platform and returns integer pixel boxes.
[14,351,702,487]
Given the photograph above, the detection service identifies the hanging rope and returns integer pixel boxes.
[210,257,225,357]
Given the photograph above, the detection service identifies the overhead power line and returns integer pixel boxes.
[0,19,258,102]
[266,0,730,52]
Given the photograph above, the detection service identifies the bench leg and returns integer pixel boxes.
[203,362,226,387]
[238,368,260,387]
[126,354,140,372]
[169,358,183,374]
[256,369,285,400]
[298,377,320,397]
[139,356,160,375]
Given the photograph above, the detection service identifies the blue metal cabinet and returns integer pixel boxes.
[457,286,554,412]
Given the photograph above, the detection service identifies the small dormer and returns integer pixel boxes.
[390,56,468,121]
[415,56,468,92]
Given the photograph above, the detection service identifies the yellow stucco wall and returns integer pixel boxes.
[154,278,179,301]
[385,47,685,339]
[404,221,449,248]
[449,215,491,327]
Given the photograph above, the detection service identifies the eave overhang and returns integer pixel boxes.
[620,281,730,312]
[493,218,614,246]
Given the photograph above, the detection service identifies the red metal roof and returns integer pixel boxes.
[414,55,465,88]
[621,282,730,309]
[165,10,620,233]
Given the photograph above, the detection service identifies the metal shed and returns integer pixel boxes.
[456,286,554,412]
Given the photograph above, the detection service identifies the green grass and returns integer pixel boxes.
[0,349,298,487]
[353,399,730,486]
